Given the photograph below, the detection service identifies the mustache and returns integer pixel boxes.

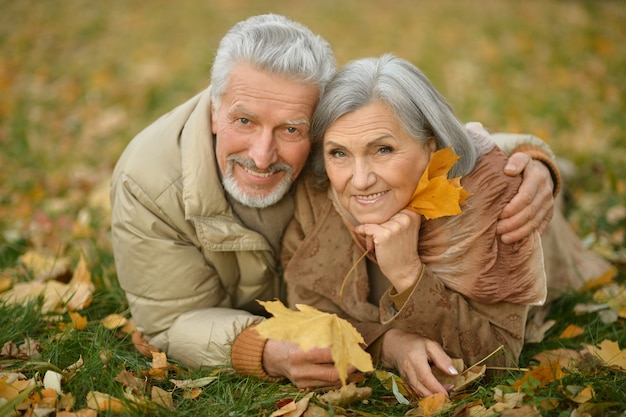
[226,155,293,174]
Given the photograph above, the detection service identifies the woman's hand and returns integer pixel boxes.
[354,209,422,294]
[380,328,458,398]
[263,339,355,389]
[498,153,555,243]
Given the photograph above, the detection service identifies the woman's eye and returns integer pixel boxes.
[331,150,346,158]
[378,146,392,154]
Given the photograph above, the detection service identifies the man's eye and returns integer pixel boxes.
[331,150,346,158]
[378,146,392,154]
[238,118,250,124]
[286,127,298,134]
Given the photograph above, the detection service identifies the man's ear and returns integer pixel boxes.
[210,104,218,135]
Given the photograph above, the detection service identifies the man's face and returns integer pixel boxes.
[211,63,319,208]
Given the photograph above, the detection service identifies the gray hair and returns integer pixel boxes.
[210,14,336,109]
[310,54,479,184]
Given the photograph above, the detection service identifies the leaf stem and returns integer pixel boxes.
[461,344,505,375]
[339,250,369,302]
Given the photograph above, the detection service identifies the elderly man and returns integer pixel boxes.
[111,14,603,389]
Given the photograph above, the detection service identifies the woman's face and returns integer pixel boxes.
[323,101,434,225]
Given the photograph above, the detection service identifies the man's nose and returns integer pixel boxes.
[248,129,278,169]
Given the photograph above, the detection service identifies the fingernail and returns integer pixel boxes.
[505,163,516,171]
[448,366,459,375]
[445,384,455,392]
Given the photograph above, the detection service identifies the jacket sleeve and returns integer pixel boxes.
[379,268,528,369]
[111,172,263,369]
[491,132,562,196]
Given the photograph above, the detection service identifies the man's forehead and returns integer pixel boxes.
[227,105,311,127]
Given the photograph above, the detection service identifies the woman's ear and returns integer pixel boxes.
[427,138,437,153]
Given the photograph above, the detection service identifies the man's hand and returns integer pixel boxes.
[262,339,355,389]
[380,328,457,398]
[498,152,554,244]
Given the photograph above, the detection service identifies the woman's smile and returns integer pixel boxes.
[353,190,389,204]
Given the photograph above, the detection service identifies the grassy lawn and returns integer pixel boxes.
[1,1,625,416]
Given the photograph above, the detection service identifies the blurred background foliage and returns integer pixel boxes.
[1,0,624,256]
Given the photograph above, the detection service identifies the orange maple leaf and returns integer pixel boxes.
[407,147,469,220]
[512,361,566,391]
[559,324,585,339]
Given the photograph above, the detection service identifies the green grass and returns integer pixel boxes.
[1,1,625,415]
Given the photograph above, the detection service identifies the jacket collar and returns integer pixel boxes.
[180,87,230,219]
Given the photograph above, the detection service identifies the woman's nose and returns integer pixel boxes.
[351,159,376,190]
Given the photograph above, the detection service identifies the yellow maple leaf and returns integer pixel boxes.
[584,339,626,372]
[100,313,128,330]
[566,385,595,404]
[255,300,374,386]
[407,147,469,220]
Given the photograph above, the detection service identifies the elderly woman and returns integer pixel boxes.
[280,54,550,397]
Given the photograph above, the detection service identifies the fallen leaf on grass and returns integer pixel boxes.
[374,370,412,404]
[115,370,147,394]
[270,392,313,417]
[146,353,169,382]
[565,385,595,404]
[43,370,63,395]
[170,375,218,389]
[0,255,94,313]
[583,339,626,372]
[18,250,72,282]
[67,311,88,330]
[131,331,160,357]
[0,372,33,402]
[1,338,41,360]
[499,405,541,416]
[100,313,128,330]
[432,358,486,393]
[57,409,98,417]
[578,266,617,292]
[593,283,626,321]
[151,386,174,411]
[493,387,525,411]
[559,324,585,339]
[301,404,329,416]
[86,391,125,413]
[0,274,12,293]
[317,383,372,407]
[407,392,450,416]
[256,300,373,386]
[512,361,566,391]
[0,383,36,415]
[531,348,581,370]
